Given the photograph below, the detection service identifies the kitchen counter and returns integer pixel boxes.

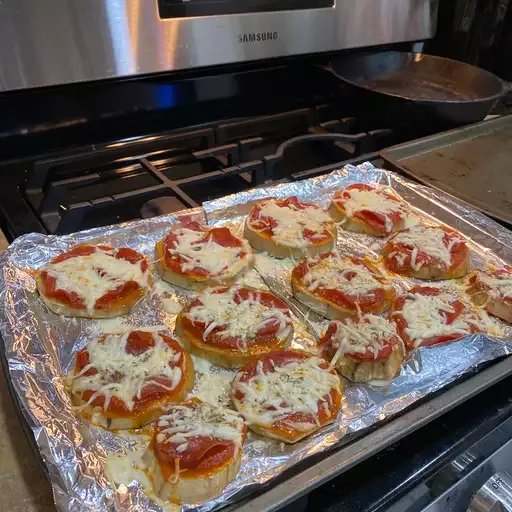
[0,363,55,511]
[0,232,55,511]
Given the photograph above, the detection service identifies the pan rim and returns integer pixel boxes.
[329,51,506,105]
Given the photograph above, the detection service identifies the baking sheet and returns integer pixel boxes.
[1,163,512,512]
[380,115,512,225]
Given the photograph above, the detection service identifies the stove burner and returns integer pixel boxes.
[140,197,187,219]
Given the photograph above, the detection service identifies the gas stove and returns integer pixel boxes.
[18,108,393,236]
[1,60,512,512]
[0,62,456,241]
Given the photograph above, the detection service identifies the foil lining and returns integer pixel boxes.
[1,163,512,512]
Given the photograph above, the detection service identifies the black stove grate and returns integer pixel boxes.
[19,103,404,236]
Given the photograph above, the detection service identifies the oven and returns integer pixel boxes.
[2,1,512,511]
[0,0,437,91]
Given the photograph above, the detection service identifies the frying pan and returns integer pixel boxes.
[326,51,507,125]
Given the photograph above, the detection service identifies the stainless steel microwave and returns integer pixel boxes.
[0,0,438,92]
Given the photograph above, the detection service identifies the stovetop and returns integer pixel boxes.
[20,107,396,236]
[1,58,512,512]
[0,61,468,241]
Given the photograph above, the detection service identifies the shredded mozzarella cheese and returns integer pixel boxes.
[71,332,184,411]
[233,356,340,428]
[338,187,408,233]
[167,227,251,278]
[157,402,245,456]
[186,287,292,350]
[251,199,333,248]
[395,290,482,348]
[477,270,512,299]
[44,247,149,314]
[302,253,385,296]
[389,225,464,271]
[329,314,397,363]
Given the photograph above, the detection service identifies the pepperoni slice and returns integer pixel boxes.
[124,330,156,356]
[156,436,235,471]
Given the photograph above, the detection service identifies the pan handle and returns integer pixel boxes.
[503,80,512,93]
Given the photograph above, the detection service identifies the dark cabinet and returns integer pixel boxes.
[428,0,512,80]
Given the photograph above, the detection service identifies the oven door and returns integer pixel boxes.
[0,0,438,92]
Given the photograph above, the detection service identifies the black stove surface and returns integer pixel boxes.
[0,61,461,241]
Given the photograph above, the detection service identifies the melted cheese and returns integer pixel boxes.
[477,270,512,299]
[186,287,292,350]
[394,291,482,348]
[190,373,233,408]
[189,355,233,407]
[338,187,408,233]
[329,314,397,363]
[235,267,268,290]
[105,449,180,512]
[157,402,245,456]
[168,227,251,278]
[161,298,183,315]
[251,199,333,248]
[302,254,385,296]
[233,356,340,427]
[71,332,185,411]
[390,225,464,271]
[44,247,149,314]
[105,449,152,489]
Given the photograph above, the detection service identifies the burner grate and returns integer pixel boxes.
[18,104,416,235]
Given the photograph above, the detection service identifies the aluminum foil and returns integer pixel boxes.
[1,163,512,512]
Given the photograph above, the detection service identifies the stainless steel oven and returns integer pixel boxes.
[0,0,438,92]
